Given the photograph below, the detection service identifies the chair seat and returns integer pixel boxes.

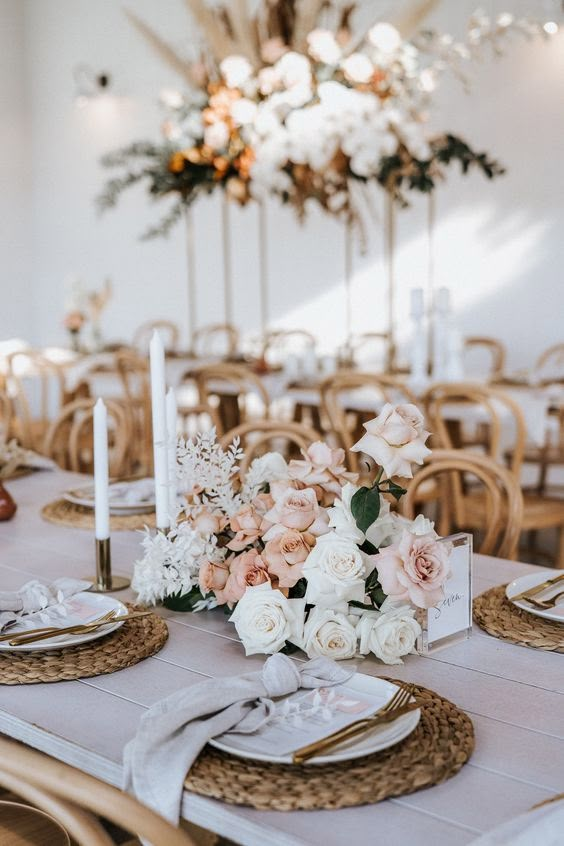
[465,489,564,531]
[0,800,70,846]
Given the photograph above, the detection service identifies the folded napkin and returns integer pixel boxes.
[0,577,91,632]
[123,653,355,825]
[471,799,564,845]
[110,478,154,505]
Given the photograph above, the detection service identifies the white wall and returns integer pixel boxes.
[0,0,32,339]
[5,0,564,367]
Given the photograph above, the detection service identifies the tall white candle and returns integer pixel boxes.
[166,386,178,520]
[93,398,110,540]
[435,286,451,315]
[149,330,170,530]
[410,287,425,320]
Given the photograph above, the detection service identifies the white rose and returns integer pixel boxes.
[302,607,358,660]
[351,403,431,479]
[203,121,229,151]
[307,29,342,65]
[247,452,289,485]
[327,483,364,544]
[341,53,374,83]
[365,497,397,548]
[229,583,304,656]
[220,55,253,88]
[357,605,421,665]
[303,532,366,606]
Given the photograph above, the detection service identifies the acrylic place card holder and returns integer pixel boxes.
[417,533,473,654]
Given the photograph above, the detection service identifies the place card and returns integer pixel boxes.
[417,533,473,653]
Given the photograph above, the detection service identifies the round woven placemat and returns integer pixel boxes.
[41,498,156,531]
[185,682,474,810]
[0,608,167,685]
[473,585,564,652]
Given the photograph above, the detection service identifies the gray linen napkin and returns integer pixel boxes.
[0,578,92,631]
[123,653,355,824]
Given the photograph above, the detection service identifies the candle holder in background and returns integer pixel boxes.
[87,537,130,593]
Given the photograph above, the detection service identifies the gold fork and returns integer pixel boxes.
[523,589,564,610]
[292,682,417,765]
[0,610,117,644]
[511,573,564,603]
[6,611,152,646]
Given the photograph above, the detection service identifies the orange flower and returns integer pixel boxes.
[168,151,186,173]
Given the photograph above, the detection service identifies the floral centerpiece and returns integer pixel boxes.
[63,310,86,353]
[98,2,546,239]
[133,403,452,665]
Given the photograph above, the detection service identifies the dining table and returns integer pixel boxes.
[1,468,563,845]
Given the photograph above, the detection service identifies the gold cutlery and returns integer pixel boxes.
[0,610,118,644]
[511,573,564,603]
[292,682,417,765]
[522,589,564,610]
[5,611,152,646]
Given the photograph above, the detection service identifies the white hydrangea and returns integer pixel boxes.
[307,29,342,65]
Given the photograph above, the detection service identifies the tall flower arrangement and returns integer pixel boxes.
[98,2,546,238]
[133,403,452,665]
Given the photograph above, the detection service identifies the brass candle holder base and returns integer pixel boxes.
[86,538,130,593]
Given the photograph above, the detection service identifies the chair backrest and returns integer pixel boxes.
[348,332,391,369]
[43,398,130,476]
[192,323,239,358]
[195,363,270,433]
[0,387,12,440]
[6,351,66,450]
[113,350,153,476]
[422,382,527,477]
[534,343,564,383]
[401,449,524,559]
[321,371,418,471]
[0,736,195,846]
[133,320,179,354]
[261,329,316,363]
[463,336,506,381]
[220,419,321,474]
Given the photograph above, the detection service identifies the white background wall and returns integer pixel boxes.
[1,0,562,367]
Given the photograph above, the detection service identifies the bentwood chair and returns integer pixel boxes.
[402,449,524,560]
[348,332,393,371]
[195,363,270,434]
[534,343,564,383]
[43,398,130,477]
[133,320,180,355]
[192,323,239,359]
[463,337,506,381]
[220,419,321,473]
[424,382,564,566]
[0,736,197,846]
[114,349,153,475]
[261,329,317,364]
[321,371,418,473]
[6,351,66,451]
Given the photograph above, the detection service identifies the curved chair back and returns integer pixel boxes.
[348,332,392,370]
[220,419,321,474]
[402,449,523,559]
[534,343,564,383]
[195,363,270,433]
[6,351,66,450]
[133,320,179,354]
[192,323,239,358]
[0,736,195,846]
[261,329,316,363]
[464,336,506,381]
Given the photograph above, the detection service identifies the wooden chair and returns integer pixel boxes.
[261,329,316,364]
[0,386,12,439]
[321,371,418,472]
[195,363,270,434]
[43,398,130,476]
[424,382,564,567]
[463,337,506,381]
[0,735,196,846]
[114,349,153,475]
[402,449,523,560]
[6,351,66,450]
[133,320,179,354]
[348,332,392,371]
[192,324,239,359]
[220,419,321,474]
[534,343,564,383]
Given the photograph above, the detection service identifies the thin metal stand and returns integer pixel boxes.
[86,538,130,593]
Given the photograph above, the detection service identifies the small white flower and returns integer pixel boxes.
[220,55,253,89]
[302,607,358,660]
[341,53,374,83]
[203,121,230,151]
[307,29,342,65]
[368,23,401,53]
[230,98,258,126]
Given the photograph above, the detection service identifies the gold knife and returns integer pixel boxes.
[510,573,564,602]
[6,612,152,646]
[292,702,420,765]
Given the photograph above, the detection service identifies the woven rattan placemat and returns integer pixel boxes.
[474,585,564,652]
[41,498,156,531]
[185,682,474,810]
[0,609,167,685]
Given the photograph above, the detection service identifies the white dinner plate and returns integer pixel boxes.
[64,479,155,514]
[209,674,420,766]
[0,592,128,652]
[506,571,564,623]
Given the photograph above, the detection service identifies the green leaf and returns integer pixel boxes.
[349,600,379,611]
[360,539,378,556]
[383,480,408,502]
[289,578,307,599]
[280,641,300,655]
[162,586,204,612]
[351,486,381,534]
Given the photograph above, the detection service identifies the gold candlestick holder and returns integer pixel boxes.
[87,538,130,593]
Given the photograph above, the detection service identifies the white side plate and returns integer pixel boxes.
[506,571,564,623]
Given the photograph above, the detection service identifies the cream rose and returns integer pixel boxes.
[376,530,451,609]
[263,486,329,537]
[198,560,229,596]
[351,403,431,479]
[327,483,365,544]
[302,607,358,660]
[215,548,270,606]
[227,503,264,551]
[302,532,367,606]
[263,529,313,588]
[229,583,305,655]
[288,441,358,502]
[357,605,421,665]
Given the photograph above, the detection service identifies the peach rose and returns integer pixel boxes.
[228,503,263,551]
[199,560,230,595]
[288,442,358,502]
[263,486,330,537]
[192,508,227,536]
[215,549,270,606]
[263,529,314,587]
[351,403,431,479]
[376,530,451,609]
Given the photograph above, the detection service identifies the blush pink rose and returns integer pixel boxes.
[263,529,314,588]
[351,403,431,479]
[192,508,227,535]
[263,486,330,537]
[228,503,264,551]
[288,442,358,502]
[376,530,451,609]
[199,560,230,595]
[214,548,270,606]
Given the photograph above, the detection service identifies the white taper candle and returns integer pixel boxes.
[165,386,178,520]
[149,330,170,530]
[93,398,110,540]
